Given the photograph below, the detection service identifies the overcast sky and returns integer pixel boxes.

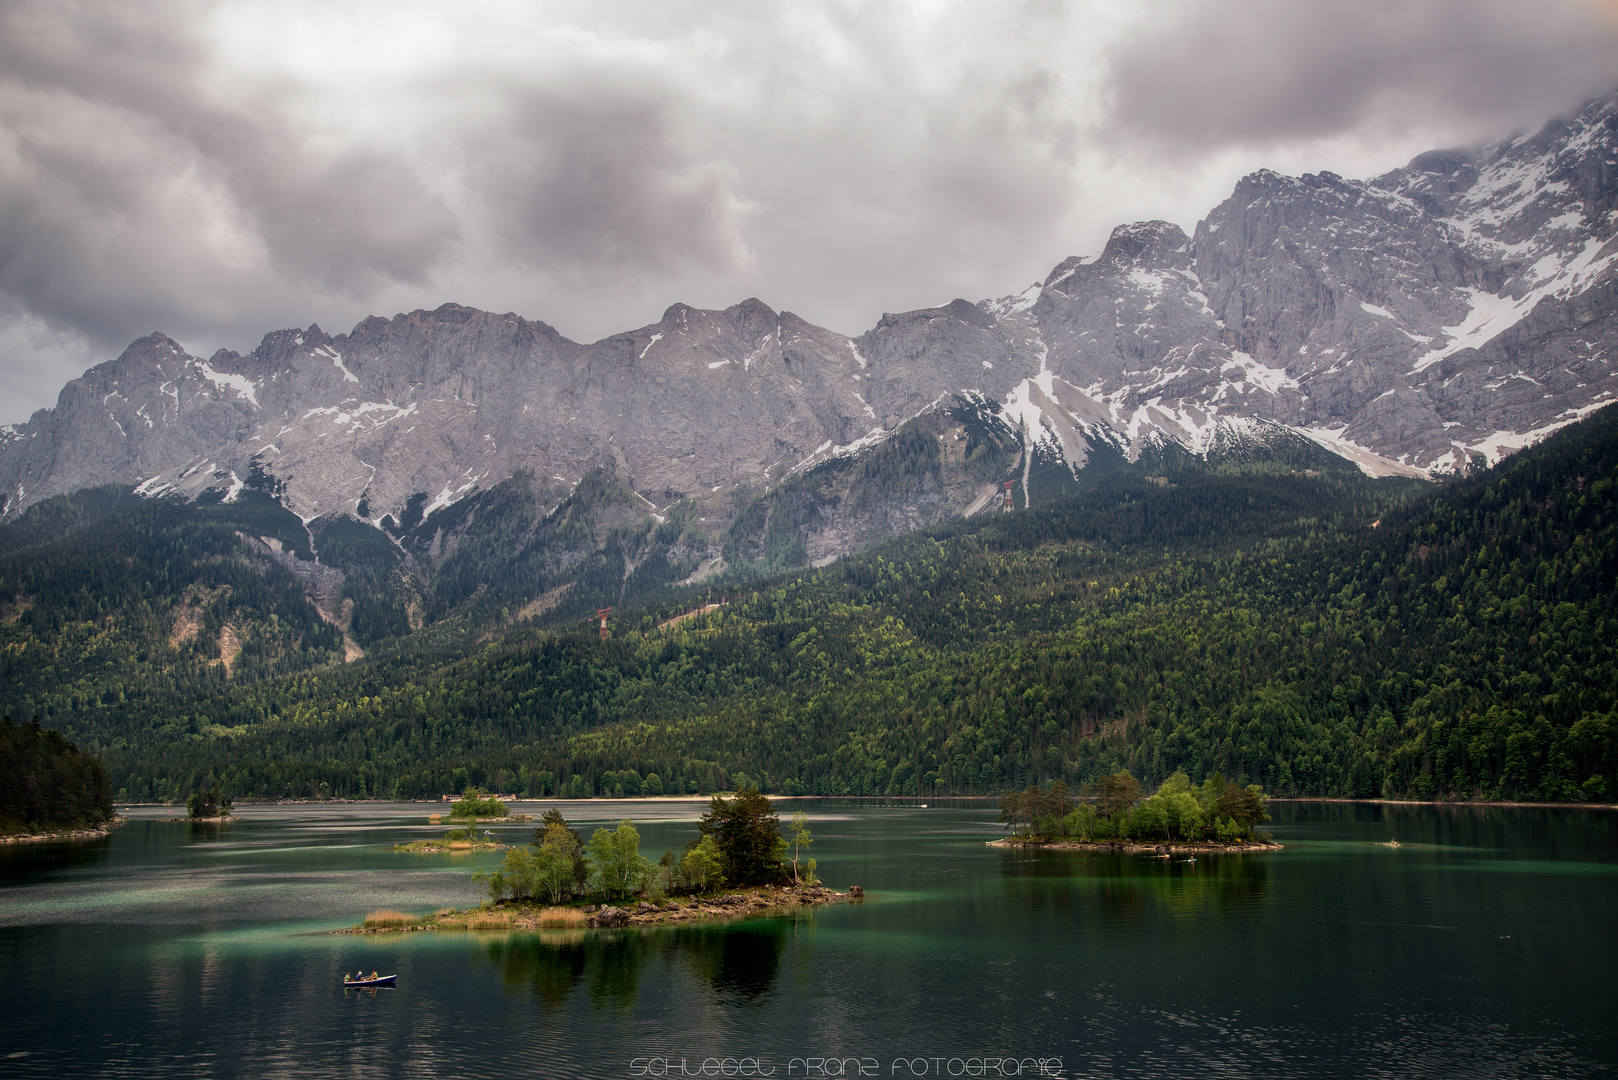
[1,0,1616,424]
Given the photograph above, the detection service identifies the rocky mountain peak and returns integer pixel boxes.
[2,90,1615,551]
[1102,220,1191,265]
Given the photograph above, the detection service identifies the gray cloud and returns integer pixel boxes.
[0,3,460,338]
[0,0,1613,424]
[469,79,756,280]
[1103,0,1618,151]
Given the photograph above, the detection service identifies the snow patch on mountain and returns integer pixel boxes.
[193,360,260,407]
[1464,397,1617,466]
[1296,427,1429,479]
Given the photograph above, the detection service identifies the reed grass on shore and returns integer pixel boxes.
[537,906,589,927]
[363,909,417,928]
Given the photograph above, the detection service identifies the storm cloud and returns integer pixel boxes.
[0,0,1614,424]
[1104,0,1618,151]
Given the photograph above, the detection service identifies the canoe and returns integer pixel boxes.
[343,975,397,987]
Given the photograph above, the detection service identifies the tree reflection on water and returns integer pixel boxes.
[998,848,1275,923]
[676,922,789,1004]
[480,919,794,1011]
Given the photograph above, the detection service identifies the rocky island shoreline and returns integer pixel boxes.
[0,815,125,845]
[335,882,859,935]
[988,837,1282,855]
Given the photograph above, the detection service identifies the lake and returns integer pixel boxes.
[1,799,1614,1079]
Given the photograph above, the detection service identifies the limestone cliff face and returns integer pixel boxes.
[3,90,1617,548]
[0,301,886,528]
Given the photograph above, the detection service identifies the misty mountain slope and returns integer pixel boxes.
[1,90,1615,583]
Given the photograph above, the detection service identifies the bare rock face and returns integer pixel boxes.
[2,90,1617,555]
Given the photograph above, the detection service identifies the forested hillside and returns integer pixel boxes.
[4,406,1615,806]
[0,487,344,714]
[0,716,114,832]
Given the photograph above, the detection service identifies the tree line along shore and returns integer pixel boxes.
[0,714,115,839]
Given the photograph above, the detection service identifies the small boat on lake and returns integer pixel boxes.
[343,974,397,988]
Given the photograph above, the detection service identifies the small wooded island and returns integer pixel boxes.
[0,714,120,842]
[394,790,530,850]
[185,783,234,822]
[989,770,1282,853]
[352,788,854,933]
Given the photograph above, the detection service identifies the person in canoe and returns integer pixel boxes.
[344,971,397,986]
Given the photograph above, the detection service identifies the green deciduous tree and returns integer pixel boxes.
[586,819,650,900]
[681,834,726,892]
[1132,794,1169,840]
[478,845,540,901]
[788,810,813,884]
[1166,791,1204,840]
[535,821,583,903]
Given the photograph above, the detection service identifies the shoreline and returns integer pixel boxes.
[110,795,1618,813]
[333,883,855,935]
[0,815,126,845]
[1266,797,1618,811]
[988,837,1283,854]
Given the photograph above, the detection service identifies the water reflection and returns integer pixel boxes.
[998,848,1274,922]
[480,919,792,1011]
[0,832,117,879]
[676,922,788,1003]
[485,933,598,1008]
[3,802,1612,1079]
[484,930,656,1010]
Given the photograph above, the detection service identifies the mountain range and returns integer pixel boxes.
[4,80,1618,805]
[0,90,1616,666]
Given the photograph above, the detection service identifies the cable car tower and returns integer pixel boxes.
[595,607,613,640]
[1001,479,1016,513]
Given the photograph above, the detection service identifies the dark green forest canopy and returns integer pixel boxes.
[0,715,114,831]
[4,406,1616,805]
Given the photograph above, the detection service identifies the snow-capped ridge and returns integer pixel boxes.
[5,88,1618,536]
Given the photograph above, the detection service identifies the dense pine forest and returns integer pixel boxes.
[0,715,114,832]
[1,406,1615,806]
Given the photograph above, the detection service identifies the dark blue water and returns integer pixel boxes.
[1,800,1613,1079]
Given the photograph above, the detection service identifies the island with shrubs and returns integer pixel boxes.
[394,789,529,851]
[186,783,234,822]
[990,770,1281,853]
[353,788,856,932]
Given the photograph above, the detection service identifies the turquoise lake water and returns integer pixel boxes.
[1,799,1614,1078]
